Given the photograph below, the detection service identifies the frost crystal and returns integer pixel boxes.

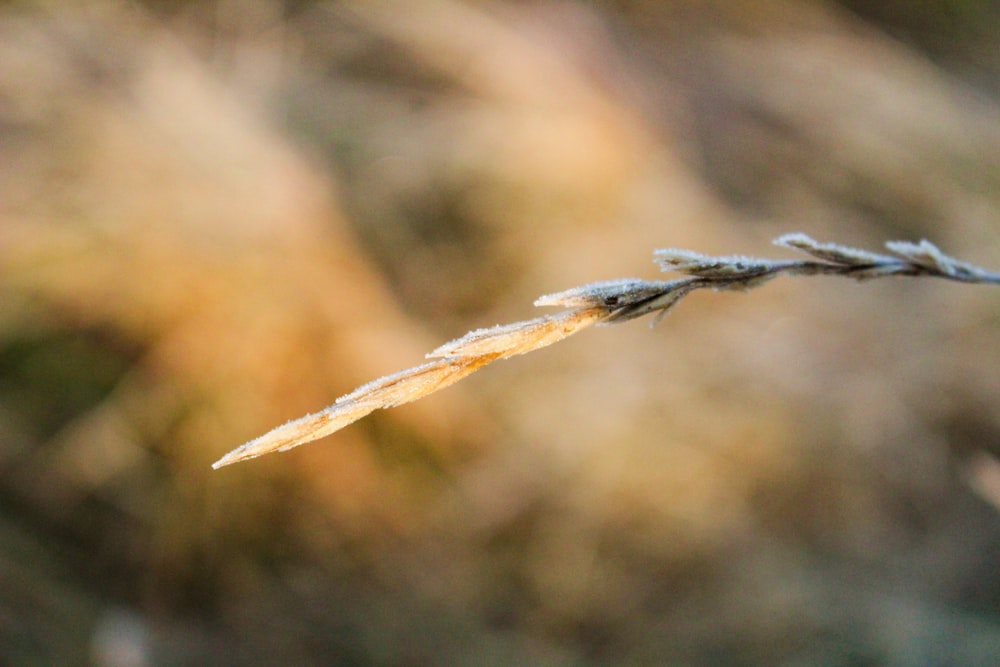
[775,233,892,266]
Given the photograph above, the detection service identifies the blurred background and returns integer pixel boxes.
[2,0,1000,664]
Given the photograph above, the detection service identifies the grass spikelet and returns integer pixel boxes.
[214,233,998,468]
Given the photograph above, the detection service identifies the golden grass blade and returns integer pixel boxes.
[427,307,607,358]
[212,357,493,468]
[212,307,607,467]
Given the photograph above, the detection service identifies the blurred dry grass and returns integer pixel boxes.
[1,0,999,664]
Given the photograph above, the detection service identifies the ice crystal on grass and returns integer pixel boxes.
[654,249,775,278]
[534,279,672,310]
[885,239,999,282]
[427,308,608,358]
[213,234,999,468]
[774,233,894,266]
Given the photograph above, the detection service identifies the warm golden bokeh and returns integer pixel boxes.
[1,1,999,664]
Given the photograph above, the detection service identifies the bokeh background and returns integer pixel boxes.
[2,1,1000,664]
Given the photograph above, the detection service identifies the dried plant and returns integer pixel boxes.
[213,233,1000,468]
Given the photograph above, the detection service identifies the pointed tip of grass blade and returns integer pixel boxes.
[775,232,892,266]
[211,398,382,468]
[212,359,489,467]
[773,232,817,250]
[885,239,950,272]
[214,308,609,468]
[886,239,1000,282]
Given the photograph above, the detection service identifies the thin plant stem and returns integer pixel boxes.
[213,233,999,468]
